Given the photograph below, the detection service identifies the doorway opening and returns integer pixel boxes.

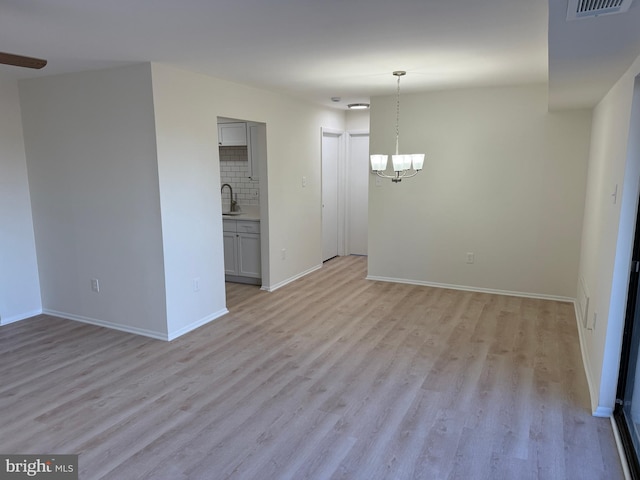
[217,116,269,302]
[321,128,369,263]
[322,129,342,262]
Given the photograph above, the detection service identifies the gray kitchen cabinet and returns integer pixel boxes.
[247,122,265,181]
[222,219,261,283]
[218,122,247,146]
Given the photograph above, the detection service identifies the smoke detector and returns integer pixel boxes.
[567,0,634,20]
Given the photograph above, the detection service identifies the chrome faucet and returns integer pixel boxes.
[221,183,239,212]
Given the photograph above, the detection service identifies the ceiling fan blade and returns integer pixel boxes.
[0,52,47,69]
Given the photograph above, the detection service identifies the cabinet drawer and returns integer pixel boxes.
[236,220,260,234]
[223,219,237,232]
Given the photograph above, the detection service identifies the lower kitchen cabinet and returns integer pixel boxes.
[223,219,261,284]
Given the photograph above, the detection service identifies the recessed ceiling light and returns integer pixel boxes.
[347,103,369,110]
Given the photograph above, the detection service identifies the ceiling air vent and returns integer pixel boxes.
[567,0,634,20]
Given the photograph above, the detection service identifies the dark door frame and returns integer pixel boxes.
[614,190,640,479]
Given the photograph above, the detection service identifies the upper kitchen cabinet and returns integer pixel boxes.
[218,122,247,146]
[247,122,266,181]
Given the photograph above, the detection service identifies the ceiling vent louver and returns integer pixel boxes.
[567,0,634,20]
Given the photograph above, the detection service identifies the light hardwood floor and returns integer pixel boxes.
[0,256,624,479]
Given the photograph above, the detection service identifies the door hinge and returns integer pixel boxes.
[616,398,624,406]
[633,261,640,273]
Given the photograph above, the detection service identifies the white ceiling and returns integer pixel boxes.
[1,0,639,110]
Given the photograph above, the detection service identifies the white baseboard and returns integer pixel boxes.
[262,264,322,292]
[594,405,614,417]
[43,309,169,341]
[44,308,230,341]
[167,308,228,341]
[365,275,575,303]
[0,309,43,326]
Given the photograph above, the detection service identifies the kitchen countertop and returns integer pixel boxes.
[222,212,260,221]
[222,205,260,221]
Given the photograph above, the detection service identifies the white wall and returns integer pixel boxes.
[150,64,345,292]
[150,65,227,338]
[346,109,370,131]
[0,77,42,324]
[578,55,640,415]
[19,64,168,338]
[368,84,591,299]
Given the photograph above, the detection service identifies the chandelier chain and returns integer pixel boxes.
[395,74,401,156]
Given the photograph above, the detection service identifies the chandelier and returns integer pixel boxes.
[370,71,424,183]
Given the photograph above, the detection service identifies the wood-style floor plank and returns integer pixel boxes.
[0,256,624,479]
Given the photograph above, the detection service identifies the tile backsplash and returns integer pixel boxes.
[219,146,259,206]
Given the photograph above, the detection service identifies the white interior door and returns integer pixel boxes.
[347,132,369,255]
[322,132,340,261]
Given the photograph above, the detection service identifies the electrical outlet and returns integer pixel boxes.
[91,278,100,293]
[281,248,286,260]
[466,252,475,264]
[302,176,307,187]
[193,277,200,292]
